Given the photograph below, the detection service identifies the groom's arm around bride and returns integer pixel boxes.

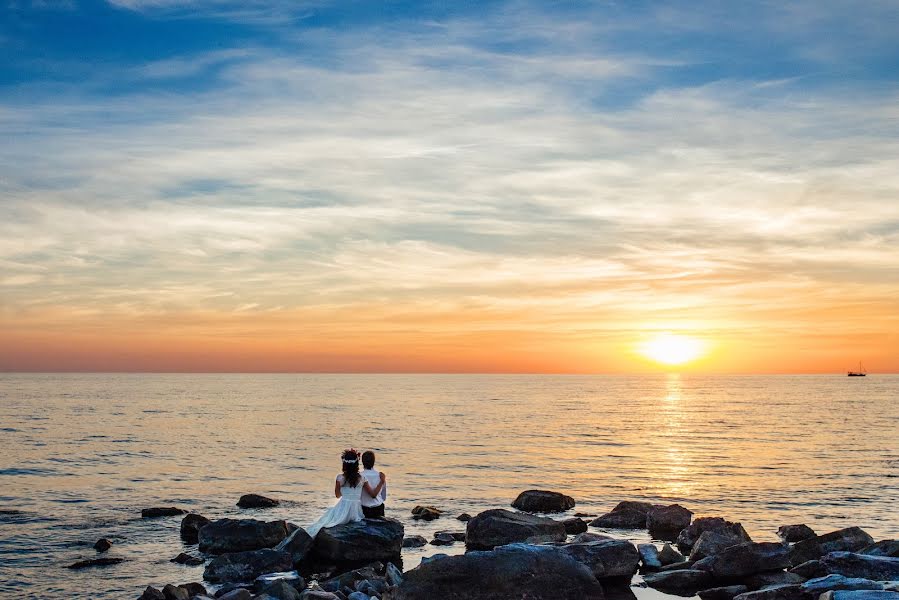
[360,450,387,518]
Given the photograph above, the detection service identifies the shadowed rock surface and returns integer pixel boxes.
[678,518,752,554]
[647,505,693,540]
[142,507,186,518]
[237,494,280,509]
[181,513,211,544]
[694,542,791,578]
[643,569,714,594]
[778,525,817,544]
[466,508,567,550]
[203,549,293,582]
[199,519,291,554]
[511,490,576,513]
[311,518,403,563]
[819,552,899,580]
[790,528,875,566]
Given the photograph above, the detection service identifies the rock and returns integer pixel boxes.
[142,507,186,518]
[180,582,208,597]
[778,525,817,544]
[66,557,126,569]
[456,513,472,521]
[646,504,693,541]
[819,551,899,580]
[733,584,804,600]
[562,517,588,535]
[465,508,567,550]
[639,544,663,569]
[572,531,614,543]
[401,535,427,548]
[199,519,292,554]
[694,542,791,578]
[699,586,751,600]
[171,552,204,566]
[430,532,456,546]
[818,593,899,600]
[801,575,885,594]
[743,571,806,590]
[557,538,640,579]
[162,584,190,600]
[298,592,340,600]
[237,494,280,509]
[678,517,752,554]
[410,506,441,521]
[312,518,404,563]
[203,549,293,583]
[93,538,112,552]
[254,571,304,592]
[386,562,403,586]
[139,587,166,600]
[218,589,253,600]
[692,530,756,562]
[278,527,315,563]
[790,528,875,566]
[642,569,714,594]
[660,543,687,565]
[347,593,369,600]
[181,513,212,544]
[260,580,302,600]
[860,540,899,558]
[660,560,696,572]
[591,508,649,529]
[389,543,604,599]
[511,490,576,513]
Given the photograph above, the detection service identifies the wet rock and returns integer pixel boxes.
[558,538,640,579]
[643,569,714,594]
[743,571,805,590]
[181,513,211,544]
[511,490,576,513]
[237,494,280,509]
[660,543,687,565]
[860,540,899,558]
[203,549,293,583]
[694,542,791,578]
[199,519,291,554]
[171,552,204,566]
[801,574,885,595]
[819,551,899,580]
[733,584,804,600]
[563,517,588,535]
[778,525,817,544]
[640,543,663,569]
[139,587,166,600]
[789,528,875,566]
[389,543,604,599]
[456,513,471,521]
[162,584,190,600]
[93,538,112,552]
[66,557,126,569]
[692,530,756,562]
[142,507,186,518]
[647,504,693,541]
[678,517,752,554]
[699,585,751,600]
[259,580,301,600]
[791,560,828,579]
[430,532,456,546]
[410,506,441,521]
[818,592,899,600]
[465,508,567,550]
[311,517,404,563]
[401,535,427,548]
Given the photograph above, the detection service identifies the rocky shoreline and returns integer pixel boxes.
[75,491,898,600]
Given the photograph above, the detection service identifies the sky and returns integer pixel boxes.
[1,0,898,373]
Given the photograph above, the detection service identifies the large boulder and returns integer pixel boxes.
[311,518,403,563]
[511,490,575,513]
[203,549,293,583]
[694,542,791,578]
[647,504,693,540]
[789,528,875,566]
[465,509,567,550]
[181,513,211,544]
[199,519,291,554]
[778,525,817,544]
[555,538,640,580]
[643,569,714,594]
[691,530,755,562]
[388,544,604,600]
[678,517,752,554]
[591,501,657,529]
[819,552,899,580]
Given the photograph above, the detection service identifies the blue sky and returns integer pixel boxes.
[1,1,898,372]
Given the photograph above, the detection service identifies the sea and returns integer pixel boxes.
[0,373,897,599]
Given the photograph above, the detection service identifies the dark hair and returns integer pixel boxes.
[341,449,361,487]
[361,451,375,469]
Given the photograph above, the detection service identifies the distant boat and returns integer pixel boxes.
[847,361,867,377]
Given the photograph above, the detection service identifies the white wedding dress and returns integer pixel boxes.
[278,474,365,547]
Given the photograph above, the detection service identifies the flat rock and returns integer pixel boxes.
[639,543,663,569]
[556,538,640,580]
[743,571,805,590]
[402,535,427,548]
[511,490,576,513]
[801,574,885,594]
[142,507,186,518]
[66,557,126,569]
[860,540,899,558]
[790,528,875,566]
[199,518,291,554]
[791,560,828,579]
[311,517,404,563]
[388,543,604,599]
[678,517,752,554]
[181,513,211,544]
[563,517,589,534]
[733,584,804,600]
[647,504,693,541]
[694,542,791,578]
[818,593,899,600]
[237,494,280,509]
[819,551,899,580]
[778,525,817,544]
[699,585,750,600]
[203,549,293,583]
[643,569,714,595]
[465,508,567,550]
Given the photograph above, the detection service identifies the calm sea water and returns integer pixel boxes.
[0,374,897,599]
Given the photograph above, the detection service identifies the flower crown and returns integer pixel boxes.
[341,448,360,464]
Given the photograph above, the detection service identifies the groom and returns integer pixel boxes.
[361,450,387,518]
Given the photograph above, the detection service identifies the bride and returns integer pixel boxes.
[279,448,386,545]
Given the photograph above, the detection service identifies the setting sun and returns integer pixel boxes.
[640,333,706,366]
